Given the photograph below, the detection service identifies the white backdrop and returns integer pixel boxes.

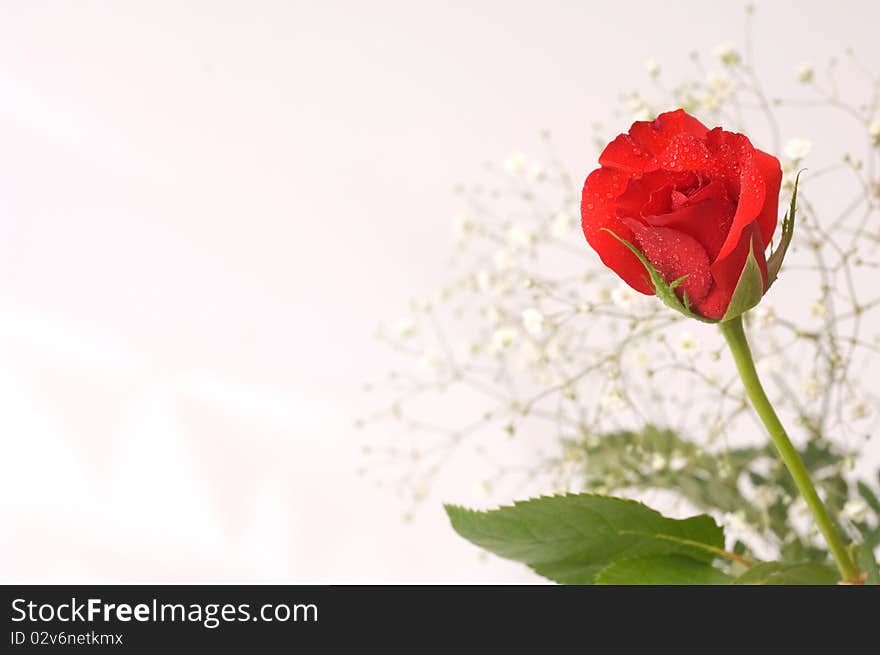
[1,0,877,582]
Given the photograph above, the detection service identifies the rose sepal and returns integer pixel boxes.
[765,170,801,290]
[602,228,717,324]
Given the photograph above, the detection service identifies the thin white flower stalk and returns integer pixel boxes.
[359,7,880,562]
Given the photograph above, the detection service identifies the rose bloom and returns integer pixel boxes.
[581,109,782,320]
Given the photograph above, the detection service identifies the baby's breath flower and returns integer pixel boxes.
[850,401,870,420]
[753,305,776,328]
[476,269,493,292]
[551,210,575,238]
[757,356,781,375]
[801,376,822,400]
[508,224,536,249]
[795,63,814,83]
[650,453,667,471]
[643,58,660,77]
[611,284,641,310]
[841,498,868,522]
[451,214,473,236]
[810,301,827,319]
[633,348,651,369]
[493,249,515,271]
[521,308,545,337]
[722,510,749,534]
[502,151,527,173]
[526,161,546,183]
[489,328,517,355]
[713,43,741,66]
[675,331,701,357]
[395,317,416,339]
[784,137,812,161]
[419,349,443,370]
[869,121,880,146]
[668,454,688,472]
[600,388,626,412]
[471,480,492,501]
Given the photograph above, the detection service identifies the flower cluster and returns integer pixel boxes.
[359,8,880,561]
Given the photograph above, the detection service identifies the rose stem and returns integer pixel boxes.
[718,314,859,582]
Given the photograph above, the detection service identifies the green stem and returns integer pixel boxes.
[719,314,859,582]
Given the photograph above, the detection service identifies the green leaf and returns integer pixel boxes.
[858,544,880,585]
[766,170,800,289]
[601,229,716,323]
[733,561,839,585]
[720,238,765,322]
[445,493,725,584]
[596,555,732,585]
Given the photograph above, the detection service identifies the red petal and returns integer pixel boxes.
[628,109,710,157]
[706,130,767,262]
[695,222,768,319]
[753,149,783,246]
[581,167,654,295]
[643,179,735,261]
[599,133,652,174]
[620,218,713,305]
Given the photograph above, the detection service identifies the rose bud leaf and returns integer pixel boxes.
[602,228,717,323]
[766,170,801,289]
[720,239,765,322]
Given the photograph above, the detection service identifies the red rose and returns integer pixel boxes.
[581,109,782,320]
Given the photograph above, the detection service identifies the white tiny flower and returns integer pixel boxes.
[632,107,652,121]
[516,340,543,369]
[493,249,515,271]
[503,151,527,173]
[757,356,781,375]
[669,454,688,472]
[487,305,502,325]
[489,328,517,355]
[869,121,880,145]
[551,210,575,238]
[594,285,612,304]
[713,43,741,66]
[791,497,810,519]
[722,511,749,534]
[521,308,545,337]
[706,72,731,95]
[850,402,870,420]
[810,301,827,318]
[626,94,646,113]
[643,58,660,77]
[600,389,626,412]
[698,92,719,111]
[545,339,562,361]
[675,331,701,357]
[419,349,442,370]
[841,499,868,522]
[508,223,536,249]
[526,160,546,183]
[801,376,822,400]
[395,317,416,339]
[795,63,814,83]
[471,480,492,501]
[650,453,667,471]
[784,137,812,161]
[451,214,473,236]
[611,284,641,310]
[754,486,780,508]
[633,348,651,370]
[476,269,493,292]
[753,305,776,328]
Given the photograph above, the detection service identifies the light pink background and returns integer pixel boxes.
[1,1,877,582]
